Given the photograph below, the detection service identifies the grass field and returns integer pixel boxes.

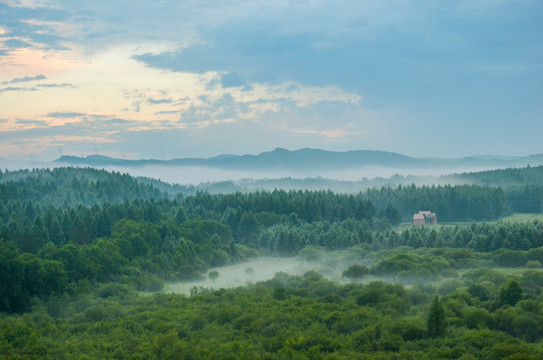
[499,213,543,223]
[395,213,543,230]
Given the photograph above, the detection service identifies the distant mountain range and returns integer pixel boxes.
[55,148,543,171]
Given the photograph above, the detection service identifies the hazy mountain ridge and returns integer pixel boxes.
[55,148,543,171]
[183,165,543,194]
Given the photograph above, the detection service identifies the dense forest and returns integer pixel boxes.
[3,166,543,220]
[1,166,543,358]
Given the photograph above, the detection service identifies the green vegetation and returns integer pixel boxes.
[342,264,369,282]
[1,166,543,358]
[500,214,543,223]
[427,295,446,338]
[208,270,219,281]
[2,262,543,359]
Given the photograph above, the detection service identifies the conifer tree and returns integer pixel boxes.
[427,295,446,338]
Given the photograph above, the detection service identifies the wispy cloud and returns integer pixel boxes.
[45,112,85,118]
[1,74,47,85]
[103,118,130,124]
[3,1,58,10]
[15,118,48,126]
[0,86,40,94]
[0,82,75,95]
[36,83,75,89]
[147,97,173,105]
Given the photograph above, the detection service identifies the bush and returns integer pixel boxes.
[342,265,369,282]
[499,279,523,306]
[465,308,493,329]
[467,284,490,301]
[526,260,542,269]
[492,249,527,267]
[208,270,219,281]
[175,264,203,281]
[438,279,465,296]
[273,287,287,301]
[389,318,426,341]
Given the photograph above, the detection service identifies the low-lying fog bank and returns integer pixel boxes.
[2,158,503,185]
[66,164,486,185]
[162,243,528,298]
[164,248,378,295]
[164,257,312,295]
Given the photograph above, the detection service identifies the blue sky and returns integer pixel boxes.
[0,0,542,161]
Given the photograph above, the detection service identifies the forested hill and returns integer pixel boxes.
[55,148,543,171]
[2,166,542,221]
[203,165,543,193]
[453,165,543,186]
[55,149,426,170]
[0,167,183,208]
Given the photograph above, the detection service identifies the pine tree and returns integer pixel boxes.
[427,295,446,338]
[174,206,186,225]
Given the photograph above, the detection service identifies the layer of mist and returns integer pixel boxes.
[68,164,497,185]
[47,162,501,187]
[163,244,491,297]
[164,258,307,295]
[164,250,375,295]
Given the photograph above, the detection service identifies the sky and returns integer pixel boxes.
[0,0,542,161]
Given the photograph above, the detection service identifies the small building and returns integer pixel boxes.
[413,211,437,226]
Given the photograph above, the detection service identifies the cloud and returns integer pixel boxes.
[36,83,75,88]
[1,74,47,85]
[147,97,173,105]
[15,118,48,126]
[319,129,350,140]
[45,112,85,118]
[3,38,33,48]
[1,0,542,160]
[0,114,132,143]
[0,80,74,100]
[131,0,543,113]
[0,2,70,52]
[15,119,47,125]
[3,1,58,10]
[103,118,129,124]
[0,86,40,94]
[155,110,182,116]
[220,71,251,89]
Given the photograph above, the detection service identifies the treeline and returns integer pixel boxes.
[0,167,170,209]
[260,218,543,254]
[183,190,380,224]
[505,184,543,213]
[0,193,390,254]
[361,184,508,222]
[1,199,176,252]
[374,220,543,252]
[4,166,543,224]
[454,165,543,187]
